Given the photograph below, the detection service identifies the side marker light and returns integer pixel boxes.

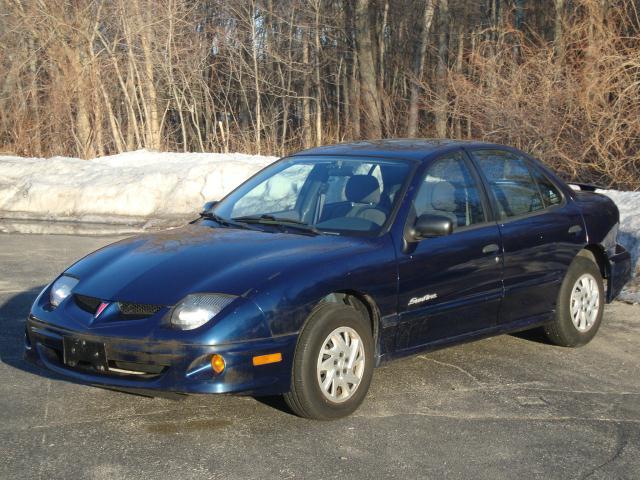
[252,353,282,366]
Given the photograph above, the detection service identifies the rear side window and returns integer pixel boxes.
[471,150,547,220]
[529,167,563,207]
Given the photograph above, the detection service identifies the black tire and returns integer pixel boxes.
[544,253,605,347]
[284,303,374,420]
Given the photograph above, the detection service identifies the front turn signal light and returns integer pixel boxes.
[211,354,225,374]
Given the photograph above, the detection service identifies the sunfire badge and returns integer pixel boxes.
[408,293,438,306]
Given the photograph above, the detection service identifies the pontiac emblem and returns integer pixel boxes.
[94,302,109,318]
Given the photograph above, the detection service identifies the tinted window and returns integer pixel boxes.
[413,152,486,229]
[471,150,544,219]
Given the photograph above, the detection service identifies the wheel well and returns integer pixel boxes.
[319,291,380,353]
[580,245,609,279]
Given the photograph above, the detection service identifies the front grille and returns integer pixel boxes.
[74,294,101,314]
[117,302,163,318]
[74,294,163,319]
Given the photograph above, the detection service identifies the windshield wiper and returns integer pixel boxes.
[200,211,254,230]
[232,215,321,235]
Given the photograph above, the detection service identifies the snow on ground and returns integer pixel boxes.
[0,150,639,298]
[597,189,640,303]
[0,149,275,227]
[598,190,640,271]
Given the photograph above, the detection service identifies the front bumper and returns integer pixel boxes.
[607,243,633,302]
[25,315,297,396]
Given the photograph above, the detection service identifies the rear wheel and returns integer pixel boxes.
[284,303,374,420]
[544,254,605,347]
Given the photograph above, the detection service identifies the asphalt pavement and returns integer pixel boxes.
[1,232,639,480]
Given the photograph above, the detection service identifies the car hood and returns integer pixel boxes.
[66,223,370,305]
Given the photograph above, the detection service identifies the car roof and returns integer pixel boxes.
[292,139,505,162]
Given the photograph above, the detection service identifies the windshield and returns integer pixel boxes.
[212,156,413,235]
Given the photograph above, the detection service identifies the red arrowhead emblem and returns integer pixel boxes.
[95,302,109,318]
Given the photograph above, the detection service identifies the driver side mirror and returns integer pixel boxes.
[201,200,218,215]
[411,214,453,240]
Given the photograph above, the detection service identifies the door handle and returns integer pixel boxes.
[482,243,500,255]
[568,225,583,235]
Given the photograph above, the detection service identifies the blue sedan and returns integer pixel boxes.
[26,140,632,419]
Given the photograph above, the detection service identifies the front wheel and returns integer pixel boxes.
[544,254,605,347]
[284,303,374,420]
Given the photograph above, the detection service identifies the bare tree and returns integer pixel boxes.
[0,0,638,188]
[434,0,450,137]
[407,0,436,137]
[355,0,383,138]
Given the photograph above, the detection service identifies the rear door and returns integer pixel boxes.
[467,148,586,324]
[395,150,503,352]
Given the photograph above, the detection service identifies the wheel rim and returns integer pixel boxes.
[569,273,600,332]
[316,326,365,403]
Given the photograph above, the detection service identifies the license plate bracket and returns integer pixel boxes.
[63,337,108,372]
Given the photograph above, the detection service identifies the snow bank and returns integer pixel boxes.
[0,150,638,281]
[597,190,640,272]
[0,149,275,226]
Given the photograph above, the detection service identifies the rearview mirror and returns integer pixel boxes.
[201,201,218,214]
[411,214,453,240]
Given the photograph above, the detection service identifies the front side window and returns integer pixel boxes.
[471,150,546,219]
[413,152,486,229]
[214,156,412,235]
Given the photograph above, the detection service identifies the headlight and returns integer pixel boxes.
[170,294,236,330]
[49,275,79,307]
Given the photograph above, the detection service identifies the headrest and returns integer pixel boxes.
[430,181,456,212]
[345,175,381,204]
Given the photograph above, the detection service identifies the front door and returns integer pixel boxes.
[395,150,504,353]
